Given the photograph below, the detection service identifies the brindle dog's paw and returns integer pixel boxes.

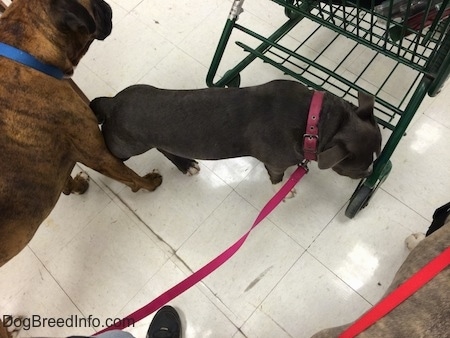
[73,171,90,194]
[144,169,163,191]
[63,171,89,195]
[405,232,426,251]
[2,316,23,338]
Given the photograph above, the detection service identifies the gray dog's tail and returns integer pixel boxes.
[90,97,112,125]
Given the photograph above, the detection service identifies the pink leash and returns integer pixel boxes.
[95,163,309,334]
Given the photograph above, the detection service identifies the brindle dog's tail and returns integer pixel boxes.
[90,97,112,125]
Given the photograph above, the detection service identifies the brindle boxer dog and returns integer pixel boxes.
[0,1,162,336]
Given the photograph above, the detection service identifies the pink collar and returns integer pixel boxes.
[303,91,325,161]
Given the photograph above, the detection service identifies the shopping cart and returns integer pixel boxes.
[206,0,450,218]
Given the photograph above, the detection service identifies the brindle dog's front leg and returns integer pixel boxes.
[79,141,162,192]
[72,115,162,192]
[83,151,162,192]
[0,318,20,338]
[0,320,10,338]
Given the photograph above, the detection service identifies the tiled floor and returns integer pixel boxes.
[2,1,450,337]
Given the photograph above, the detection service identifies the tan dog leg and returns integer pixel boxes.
[98,160,162,192]
[70,115,163,193]
[0,322,10,338]
[0,317,21,338]
[82,151,162,192]
[0,320,10,338]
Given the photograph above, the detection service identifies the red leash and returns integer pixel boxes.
[339,246,450,337]
[95,163,309,334]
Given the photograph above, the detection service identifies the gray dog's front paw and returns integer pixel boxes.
[272,182,296,200]
[186,162,200,176]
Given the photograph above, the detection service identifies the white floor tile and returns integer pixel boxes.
[29,169,112,266]
[250,252,371,338]
[241,309,291,338]
[119,259,238,338]
[382,115,450,219]
[178,191,305,326]
[104,0,129,26]
[81,12,175,91]
[235,163,357,248]
[0,248,91,337]
[138,47,209,89]
[179,0,298,79]
[200,157,260,189]
[424,80,450,129]
[72,63,116,101]
[46,200,171,320]
[117,151,233,250]
[244,0,292,29]
[109,0,143,13]
[309,188,429,304]
[0,247,43,304]
[131,0,227,46]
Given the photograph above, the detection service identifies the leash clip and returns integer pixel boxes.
[299,159,310,172]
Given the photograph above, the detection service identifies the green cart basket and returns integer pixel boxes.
[206,0,450,218]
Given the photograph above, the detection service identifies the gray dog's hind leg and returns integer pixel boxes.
[157,149,200,175]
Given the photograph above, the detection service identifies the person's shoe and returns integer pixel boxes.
[146,305,181,338]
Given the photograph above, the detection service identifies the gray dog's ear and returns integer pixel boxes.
[317,145,350,169]
[51,0,96,37]
[356,91,375,121]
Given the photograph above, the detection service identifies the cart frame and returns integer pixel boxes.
[206,0,450,218]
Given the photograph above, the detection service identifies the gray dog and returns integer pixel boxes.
[90,80,382,186]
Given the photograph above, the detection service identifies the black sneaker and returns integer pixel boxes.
[146,306,181,338]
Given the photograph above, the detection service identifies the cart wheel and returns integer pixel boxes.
[345,185,373,219]
[225,74,241,88]
[284,0,301,19]
[345,160,392,218]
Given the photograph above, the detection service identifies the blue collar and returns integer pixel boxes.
[0,42,65,79]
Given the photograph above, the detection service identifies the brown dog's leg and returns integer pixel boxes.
[0,323,10,338]
[63,172,90,195]
[82,151,162,192]
[71,115,162,192]
[0,319,14,338]
[99,160,162,192]
[0,320,10,338]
